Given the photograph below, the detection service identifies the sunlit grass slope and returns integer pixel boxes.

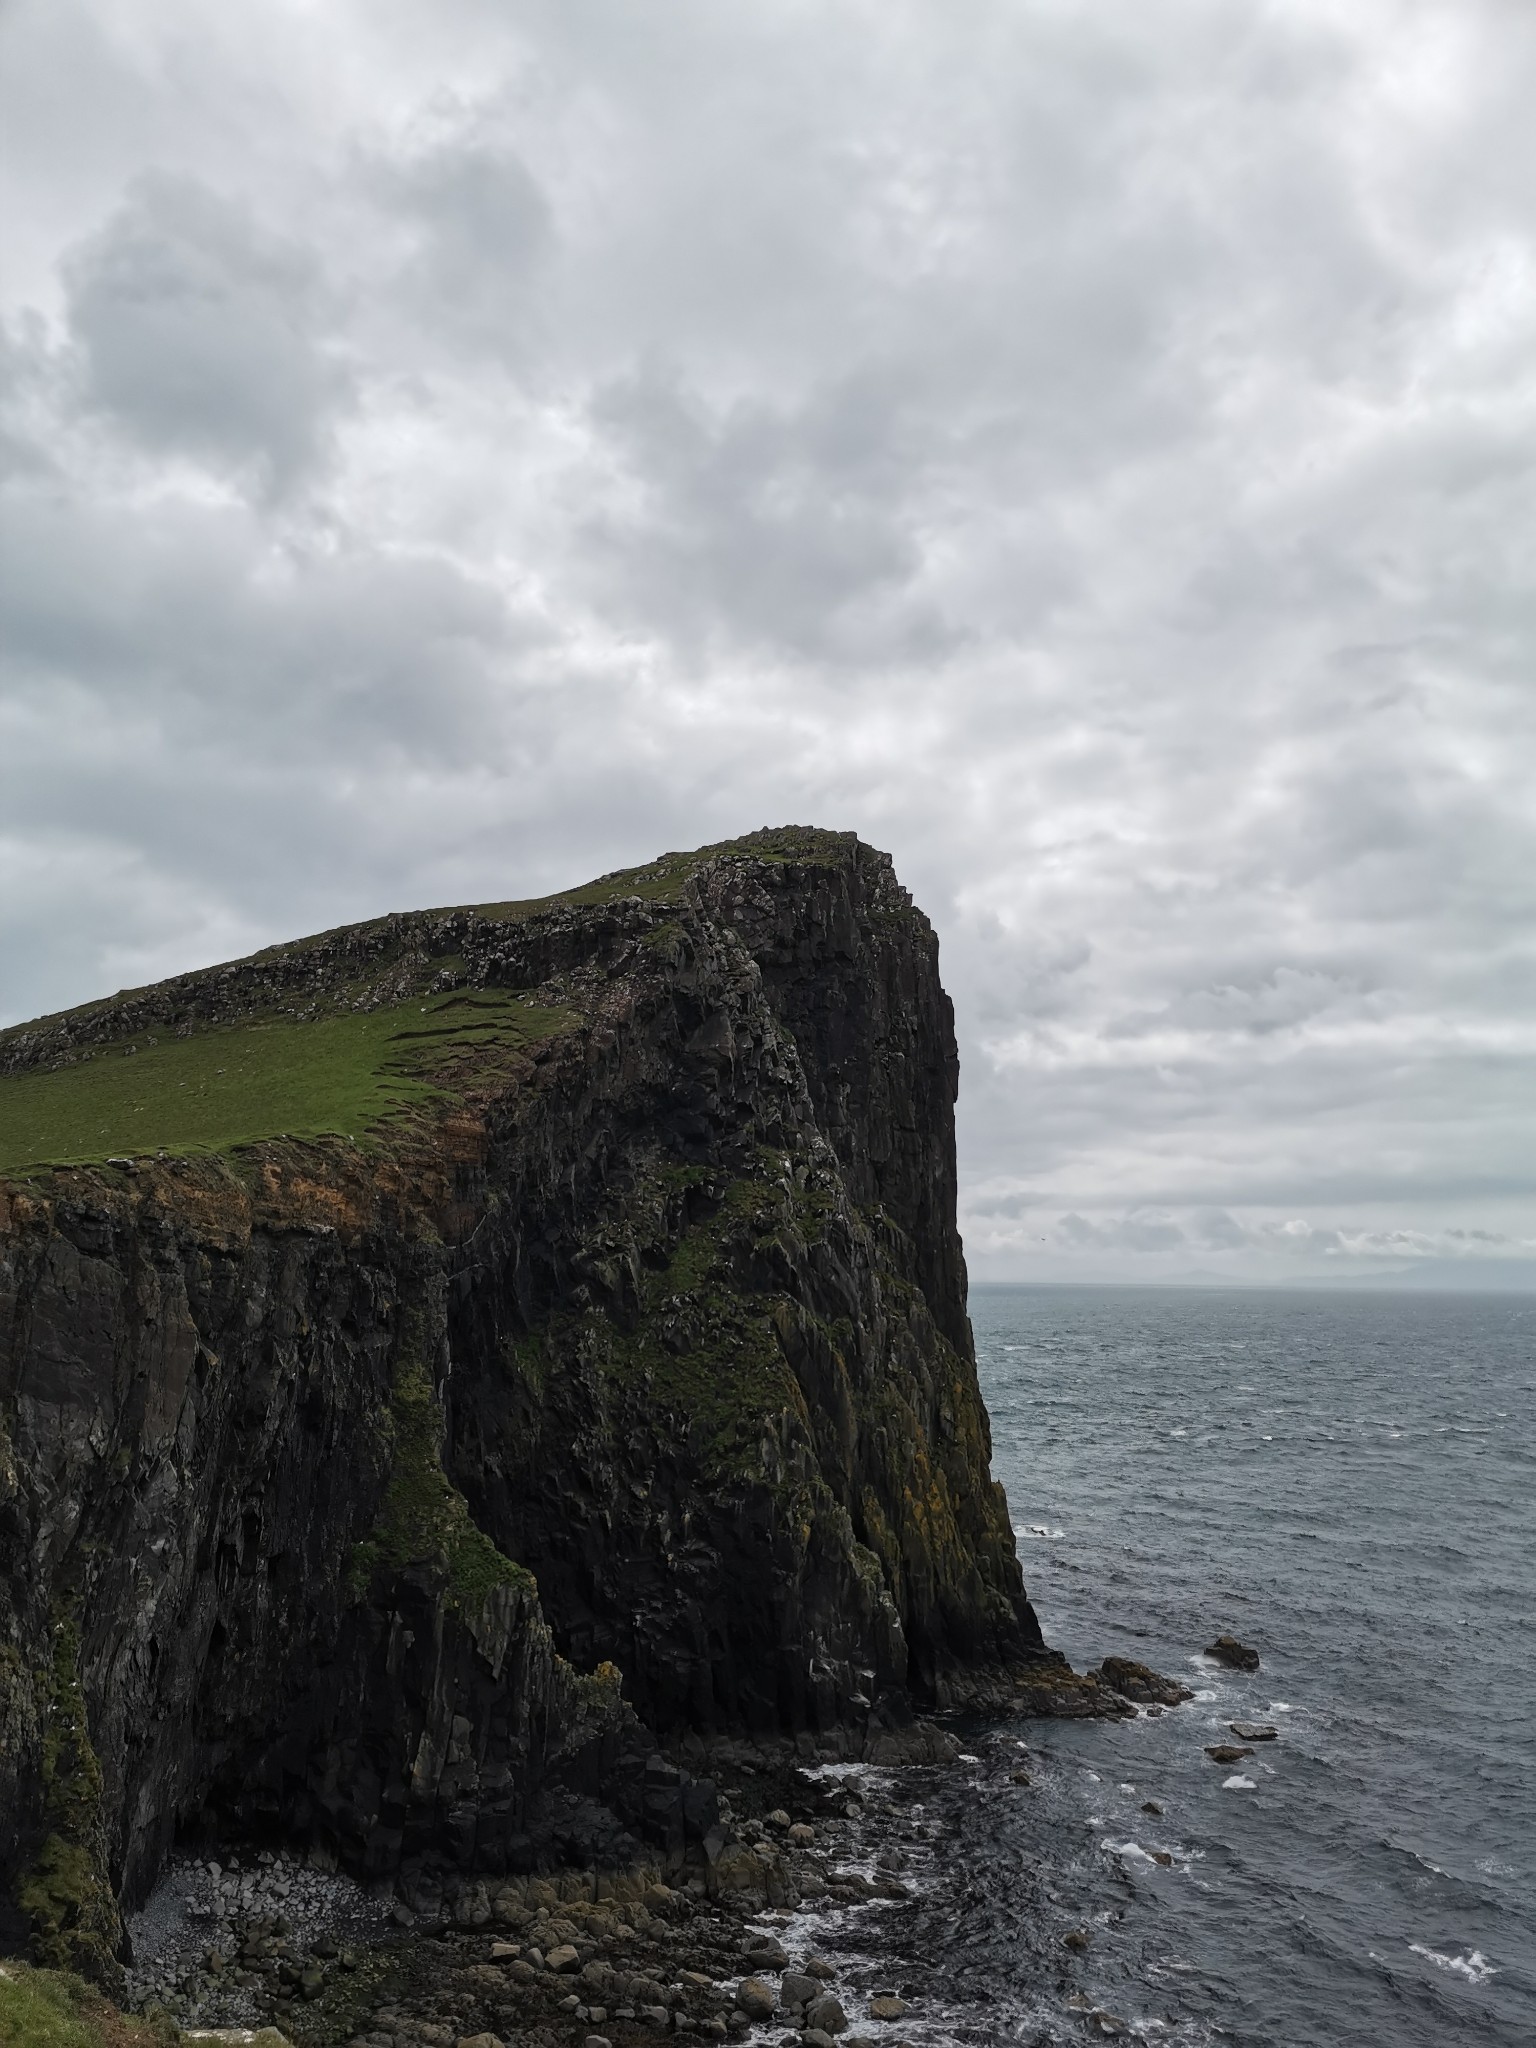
[0,992,570,1179]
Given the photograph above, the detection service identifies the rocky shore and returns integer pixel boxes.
[124,1653,1200,2048]
[124,1730,973,2048]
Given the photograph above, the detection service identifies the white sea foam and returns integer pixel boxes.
[1409,1943,1497,1983]
[1108,1840,1157,1866]
[1222,1774,1257,1790]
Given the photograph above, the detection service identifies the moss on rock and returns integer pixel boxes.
[15,1609,123,1992]
[349,1320,535,1613]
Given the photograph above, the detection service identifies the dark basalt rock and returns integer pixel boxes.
[1204,1634,1261,1672]
[0,828,1087,1985]
[1094,1657,1194,1707]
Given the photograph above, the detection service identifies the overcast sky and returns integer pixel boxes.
[3,0,1534,1286]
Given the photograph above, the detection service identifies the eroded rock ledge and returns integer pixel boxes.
[0,827,1091,1990]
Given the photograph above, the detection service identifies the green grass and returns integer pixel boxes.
[0,1968,98,2048]
[0,1964,181,2047]
[0,992,572,1180]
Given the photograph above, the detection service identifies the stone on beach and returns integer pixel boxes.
[734,1975,777,2020]
[806,1992,849,2033]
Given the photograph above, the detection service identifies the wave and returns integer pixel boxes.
[1408,1943,1497,1983]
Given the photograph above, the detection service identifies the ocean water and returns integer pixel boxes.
[873,1284,1536,2046]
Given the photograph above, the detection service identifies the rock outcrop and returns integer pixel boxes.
[0,827,1067,1985]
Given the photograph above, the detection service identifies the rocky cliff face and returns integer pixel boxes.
[0,828,1065,1987]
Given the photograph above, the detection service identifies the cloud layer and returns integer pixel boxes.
[4,0,1534,1282]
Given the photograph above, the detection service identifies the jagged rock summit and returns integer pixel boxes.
[0,826,1083,1987]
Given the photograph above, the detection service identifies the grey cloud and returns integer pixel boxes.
[370,122,552,362]
[1057,1212,1186,1254]
[3,0,1535,1285]
[64,173,350,493]
[579,365,958,664]
[0,488,523,767]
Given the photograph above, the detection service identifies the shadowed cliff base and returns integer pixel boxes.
[0,827,1112,1993]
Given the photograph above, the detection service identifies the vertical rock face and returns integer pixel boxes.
[0,827,1053,1982]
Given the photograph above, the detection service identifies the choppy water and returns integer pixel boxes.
[843,1284,1534,2046]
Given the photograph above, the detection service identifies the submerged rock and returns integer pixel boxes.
[1205,1634,1261,1672]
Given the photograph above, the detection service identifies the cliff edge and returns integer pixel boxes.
[0,827,1082,1987]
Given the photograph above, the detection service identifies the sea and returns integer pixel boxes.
[780,1284,1536,2047]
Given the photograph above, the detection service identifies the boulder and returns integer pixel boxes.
[734,1976,778,2021]
[806,1994,848,2034]
[742,1937,790,1971]
[1095,1657,1194,1706]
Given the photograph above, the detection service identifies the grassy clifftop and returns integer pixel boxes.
[0,992,573,1181]
[0,827,861,1182]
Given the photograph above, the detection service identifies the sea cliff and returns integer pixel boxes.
[0,827,1087,1994]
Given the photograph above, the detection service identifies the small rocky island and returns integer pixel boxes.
[0,828,1141,2046]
